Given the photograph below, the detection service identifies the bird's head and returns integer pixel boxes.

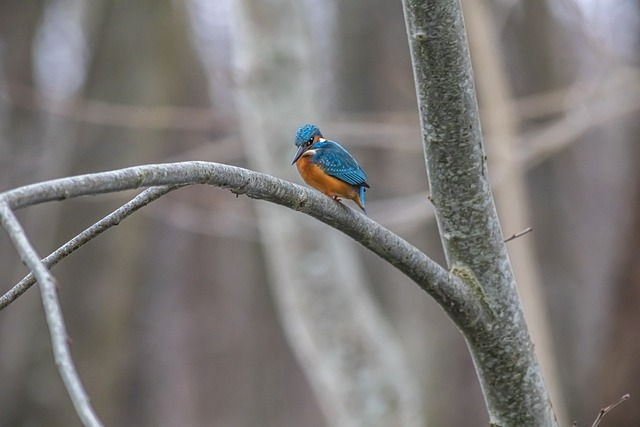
[292,124,323,164]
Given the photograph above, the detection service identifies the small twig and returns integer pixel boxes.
[0,202,103,427]
[504,226,533,243]
[0,185,180,311]
[590,393,630,427]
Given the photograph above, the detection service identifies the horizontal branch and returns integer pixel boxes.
[0,161,486,329]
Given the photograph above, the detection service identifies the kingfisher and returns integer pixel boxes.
[291,124,369,213]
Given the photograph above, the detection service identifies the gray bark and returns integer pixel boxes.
[401,0,558,425]
[0,161,449,426]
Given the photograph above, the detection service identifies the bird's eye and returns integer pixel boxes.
[306,138,313,146]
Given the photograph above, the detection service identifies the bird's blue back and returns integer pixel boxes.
[309,140,368,187]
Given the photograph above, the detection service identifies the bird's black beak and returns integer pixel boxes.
[291,144,308,165]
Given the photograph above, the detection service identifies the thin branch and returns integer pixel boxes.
[590,393,630,427]
[0,185,181,311]
[0,202,103,427]
[504,227,533,243]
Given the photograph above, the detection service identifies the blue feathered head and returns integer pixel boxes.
[294,124,322,147]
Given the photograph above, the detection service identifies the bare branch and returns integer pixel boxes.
[0,202,103,427]
[0,185,181,310]
[0,161,488,426]
[504,227,533,243]
[0,161,486,328]
[0,162,490,426]
[590,393,630,427]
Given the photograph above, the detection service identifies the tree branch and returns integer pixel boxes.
[590,393,630,427]
[0,185,181,310]
[0,161,489,426]
[402,0,557,425]
[1,161,486,327]
[0,202,103,427]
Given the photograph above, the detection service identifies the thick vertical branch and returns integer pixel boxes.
[401,0,558,425]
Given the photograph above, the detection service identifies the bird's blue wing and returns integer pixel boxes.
[311,141,368,186]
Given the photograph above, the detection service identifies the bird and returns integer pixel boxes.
[291,123,370,213]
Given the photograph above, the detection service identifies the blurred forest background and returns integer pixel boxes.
[1,0,639,426]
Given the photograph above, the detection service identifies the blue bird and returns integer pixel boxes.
[291,124,369,213]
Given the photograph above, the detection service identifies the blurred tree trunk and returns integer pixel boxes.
[70,1,213,426]
[594,2,640,420]
[499,0,637,422]
[332,3,485,425]
[0,2,69,426]
[462,1,568,424]
[499,0,585,414]
[0,0,208,425]
[65,0,173,423]
[333,0,413,112]
[228,1,424,426]
[333,0,378,112]
[500,1,574,98]
[596,126,640,425]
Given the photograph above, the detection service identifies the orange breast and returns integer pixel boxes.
[296,156,359,201]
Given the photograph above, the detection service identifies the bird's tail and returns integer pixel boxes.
[358,186,367,214]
